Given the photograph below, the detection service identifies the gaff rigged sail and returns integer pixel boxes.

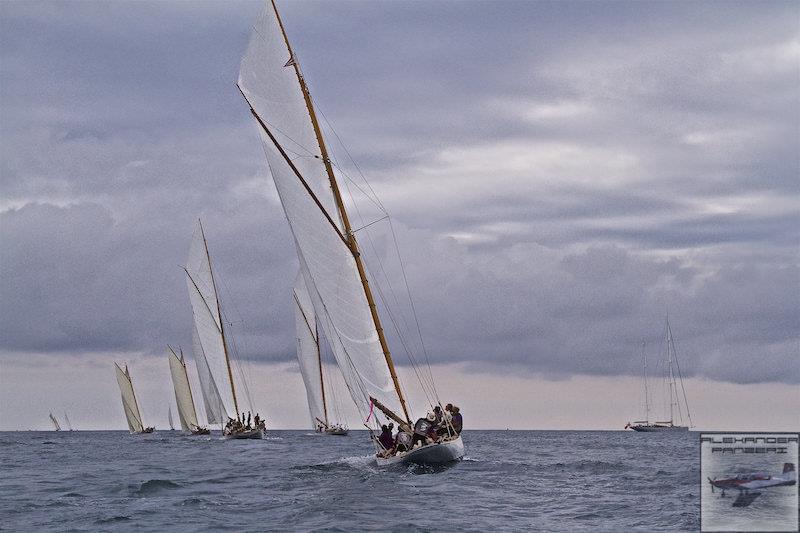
[238,1,402,420]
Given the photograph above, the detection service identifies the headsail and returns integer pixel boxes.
[114,363,145,433]
[168,345,200,432]
[293,271,327,429]
[168,406,175,430]
[49,413,61,431]
[185,221,235,423]
[239,1,404,421]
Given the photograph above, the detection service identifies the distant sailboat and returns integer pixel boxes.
[184,221,265,439]
[239,1,464,465]
[49,413,61,432]
[168,406,175,430]
[293,273,348,436]
[63,411,74,431]
[114,363,154,434]
[627,317,693,432]
[167,345,210,435]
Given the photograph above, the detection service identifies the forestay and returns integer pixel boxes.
[168,346,200,431]
[185,222,233,423]
[293,272,327,429]
[239,1,401,418]
[114,363,144,433]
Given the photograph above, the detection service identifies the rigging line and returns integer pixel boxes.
[669,324,693,427]
[352,215,390,234]
[388,216,439,401]
[340,173,436,406]
[314,101,440,405]
[314,103,387,212]
[216,273,257,411]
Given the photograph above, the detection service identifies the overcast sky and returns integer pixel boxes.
[1,1,798,430]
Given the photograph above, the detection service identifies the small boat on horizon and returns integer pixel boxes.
[114,363,155,434]
[48,412,61,432]
[626,316,693,432]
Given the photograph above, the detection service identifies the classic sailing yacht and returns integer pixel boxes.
[239,1,464,465]
[114,363,154,434]
[63,411,74,431]
[168,407,175,430]
[293,272,348,436]
[627,317,693,432]
[167,345,210,435]
[48,413,61,432]
[184,221,265,439]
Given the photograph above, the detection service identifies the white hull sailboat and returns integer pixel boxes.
[114,363,154,434]
[184,221,265,439]
[294,272,348,437]
[167,346,210,436]
[627,317,693,432]
[239,1,463,465]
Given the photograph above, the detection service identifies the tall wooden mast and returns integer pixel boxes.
[269,0,411,424]
[198,220,241,421]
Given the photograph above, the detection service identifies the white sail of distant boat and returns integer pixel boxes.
[114,363,154,434]
[293,272,347,436]
[167,345,209,435]
[239,0,463,465]
[627,316,693,432]
[49,413,61,432]
[184,221,265,439]
[63,411,73,431]
[168,406,175,430]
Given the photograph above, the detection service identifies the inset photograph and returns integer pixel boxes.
[701,433,799,532]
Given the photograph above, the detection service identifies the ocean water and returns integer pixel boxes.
[0,430,701,531]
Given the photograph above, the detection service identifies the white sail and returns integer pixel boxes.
[114,363,145,433]
[185,222,234,423]
[63,411,73,431]
[239,2,400,418]
[49,413,61,431]
[168,346,200,431]
[168,407,175,430]
[293,272,327,429]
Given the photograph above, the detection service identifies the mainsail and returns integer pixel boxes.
[114,363,145,433]
[63,411,73,431]
[167,345,201,432]
[239,1,408,422]
[185,221,235,424]
[293,272,327,429]
[49,413,61,431]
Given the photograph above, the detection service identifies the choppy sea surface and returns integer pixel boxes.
[0,430,702,531]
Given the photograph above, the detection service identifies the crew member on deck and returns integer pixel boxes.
[451,406,463,434]
[378,424,394,453]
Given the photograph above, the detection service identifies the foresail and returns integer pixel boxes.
[240,2,400,419]
[168,347,200,431]
[293,272,326,429]
[114,364,144,433]
[185,223,234,421]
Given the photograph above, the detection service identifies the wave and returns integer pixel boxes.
[132,479,181,496]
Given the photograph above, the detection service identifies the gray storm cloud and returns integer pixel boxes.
[1,1,797,384]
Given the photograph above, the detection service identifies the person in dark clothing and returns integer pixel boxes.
[377,424,394,453]
[412,413,438,448]
[247,412,252,427]
[451,406,463,434]
[395,430,412,453]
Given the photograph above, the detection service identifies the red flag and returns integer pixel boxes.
[364,399,375,424]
